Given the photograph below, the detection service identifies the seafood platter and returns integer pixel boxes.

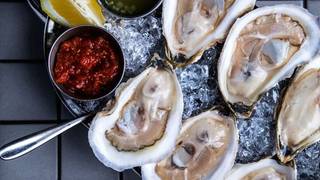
[25,0,320,179]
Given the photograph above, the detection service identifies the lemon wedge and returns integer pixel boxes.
[41,0,106,27]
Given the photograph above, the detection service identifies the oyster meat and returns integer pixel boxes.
[163,0,256,66]
[88,63,184,171]
[225,158,296,180]
[276,56,320,163]
[142,109,238,180]
[218,5,320,118]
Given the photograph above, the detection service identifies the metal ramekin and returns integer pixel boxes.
[48,25,125,102]
[98,0,163,19]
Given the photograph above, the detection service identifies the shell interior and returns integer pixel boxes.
[277,57,320,163]
[88,65,184,171]
[142,110,238,180]
[218,5,320,118]
[163,0,256,66]
[225,158,297,180]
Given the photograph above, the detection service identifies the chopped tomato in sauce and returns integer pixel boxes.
[54,34,120,99]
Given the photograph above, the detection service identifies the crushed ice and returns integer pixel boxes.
[104,14,163,77]
[101,13,319,179]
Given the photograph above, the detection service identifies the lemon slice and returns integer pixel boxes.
[41,0,106,27]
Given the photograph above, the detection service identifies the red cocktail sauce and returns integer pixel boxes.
[54,34,120,99]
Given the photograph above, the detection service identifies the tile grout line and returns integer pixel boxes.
[0,120,58,124]
[118,172,123,180]
[0,0,26,2]
[57,135,62,180]
[0,59,43,63]
[303,0,308,9]
[0,119,75,124]
[0,1,311,180]
[56,96,62,180]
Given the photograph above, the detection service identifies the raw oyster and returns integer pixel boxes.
[276,56,320,163]
[142,109,238,180]
[225,158,296,180]
[218,5,320,118]
[163,0,256,67]
[88,62,184,171]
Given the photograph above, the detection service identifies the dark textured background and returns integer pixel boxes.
[0,0,318,180]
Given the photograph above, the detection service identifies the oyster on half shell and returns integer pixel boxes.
[218,5,320,118]
[225,158,297,180]
[163,0,256,67]
[276,56,320,163]
[142,109,238,180]
[88,62,184,171]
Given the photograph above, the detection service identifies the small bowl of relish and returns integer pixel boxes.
[99,0,163,18]
[48,26,125,101]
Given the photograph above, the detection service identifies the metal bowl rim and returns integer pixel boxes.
[98,0,163,19]
[47,25,126,102]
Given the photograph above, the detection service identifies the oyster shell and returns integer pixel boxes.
[88,63,184,171]
[218,5,320,118]
[163,0,256,67]
[142,109,238,180]
[276,56,320,163]
[225,158,297,180]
